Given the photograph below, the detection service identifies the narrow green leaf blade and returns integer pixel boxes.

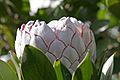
[9,51,22,80]
[21,45,57,80]
[54,60,64,80]
[0,60,18,80]
[53,60,71,80]
[72,52,93,80]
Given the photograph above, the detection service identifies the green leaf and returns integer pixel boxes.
[96,2,119,28]
[0,60,18,80]
[21,45,57,80]
[90,63,99,80]
[54,60,63,80]
[113,54,120,74]
[9,51,22,80]
[53,60,71,80]
[72,52,93,80]
[100,53,115,80]
[106,0,120,19]
[96,37,109,59]
[106,0,120,7]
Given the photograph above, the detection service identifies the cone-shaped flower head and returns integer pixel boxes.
[15,17,96,73]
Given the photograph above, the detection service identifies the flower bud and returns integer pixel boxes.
[15,17,96,73]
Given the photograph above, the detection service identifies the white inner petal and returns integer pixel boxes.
[48,20,58,29]
[31,21,56,47]
[70,17,83,28]
[22,32,31,45]
[24,21,34,32]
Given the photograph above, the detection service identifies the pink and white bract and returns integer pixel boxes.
[15,17,96,73]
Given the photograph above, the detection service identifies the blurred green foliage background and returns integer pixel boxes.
[0,0,120,80]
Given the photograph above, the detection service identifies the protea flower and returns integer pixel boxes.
[15,17,96,73]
